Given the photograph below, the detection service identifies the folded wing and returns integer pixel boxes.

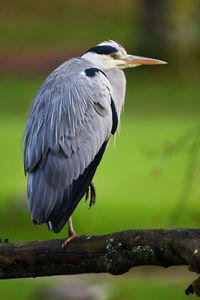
[23,60,115,232]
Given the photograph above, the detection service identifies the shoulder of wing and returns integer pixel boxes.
[23,61,113,173]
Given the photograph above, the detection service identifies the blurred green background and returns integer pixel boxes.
[0,0,200,299]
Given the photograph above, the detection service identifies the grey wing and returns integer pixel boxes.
[23,65,114,232]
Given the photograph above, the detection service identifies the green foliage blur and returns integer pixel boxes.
[0,0,200,299]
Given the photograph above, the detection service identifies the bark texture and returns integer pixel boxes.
[1,229,200,296]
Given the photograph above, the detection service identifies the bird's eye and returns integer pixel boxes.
[110,53,119,60]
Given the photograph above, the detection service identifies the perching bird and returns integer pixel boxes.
[23,40,166,244]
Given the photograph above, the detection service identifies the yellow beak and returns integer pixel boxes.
[123,54,167,66]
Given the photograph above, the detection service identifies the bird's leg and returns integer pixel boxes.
[68,216,76,237]
[63,182,96,248]
[62,217,82,248]
[85,181,96,208]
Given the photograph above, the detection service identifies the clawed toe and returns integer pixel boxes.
[85,187,89,202]
[62,234,81,248]
[85,181,96,208]
[89,183,96,207]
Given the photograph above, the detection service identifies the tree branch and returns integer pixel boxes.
[1,229,200,296]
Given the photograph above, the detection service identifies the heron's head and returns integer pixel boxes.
[82,40,167,70]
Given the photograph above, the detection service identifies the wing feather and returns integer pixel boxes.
[23,58,114,231]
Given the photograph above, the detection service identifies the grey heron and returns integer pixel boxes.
[23,40,166,245]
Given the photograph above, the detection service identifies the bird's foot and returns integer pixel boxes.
[62,233,84,248]
[62,216,86,248]
[85,181,96,208]
[62,234,79,248]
